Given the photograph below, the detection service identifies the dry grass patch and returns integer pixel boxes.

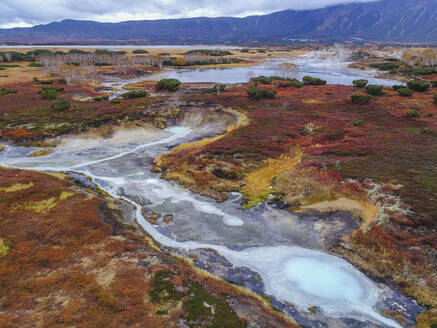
[28,149,55,157]
[242,149,302,208]
[0,182,34,192]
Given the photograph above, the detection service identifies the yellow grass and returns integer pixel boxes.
[0,146,6,151]
[13,197,58,214]
[242,149,303,207]
[302,197,380,229]
[45,172,68,180]
[0,238,10,257]
[59,191,75,201]
[0,182,34,192]
[28,149,54,157]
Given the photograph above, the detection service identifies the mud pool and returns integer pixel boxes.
[0,104,423,328]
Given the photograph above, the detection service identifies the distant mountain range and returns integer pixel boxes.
[1,0,437,45]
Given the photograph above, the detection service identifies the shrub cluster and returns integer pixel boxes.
[68,49,88,54]
[93,95,109,101]
[0,88,17,96]
[370,62,399,71]
[156,79,181,92]
[51,100,71,111]
[38,86,64,93]
[40,89,58,100]
[351,94,371,104]
[275,79,304,88]
[247,86,277,100]
[303,76,326,85]
[185,50,232,56]
[95,49,126,55]
[353,79,368,88]
[366,85,384,96]
[252,76,282,85]
[121,90,148,99]
[132,49,149,54]
[434,94,437,105]
[400,67,437,76]
[407,80,430,92]
[392,85,405,91]
[397,88,413,97]
[33,77,53,85]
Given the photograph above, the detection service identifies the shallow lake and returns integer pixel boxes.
[150,53,400,85]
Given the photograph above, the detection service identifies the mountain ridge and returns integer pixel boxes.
[1,0,437,44]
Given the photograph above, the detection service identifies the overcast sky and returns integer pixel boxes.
[0,0,378,28]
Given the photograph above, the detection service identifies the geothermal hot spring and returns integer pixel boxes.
[0,51,419,328]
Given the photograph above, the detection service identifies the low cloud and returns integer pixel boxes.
[0,0,378,28]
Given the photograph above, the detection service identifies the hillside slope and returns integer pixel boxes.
[0,0,436,44]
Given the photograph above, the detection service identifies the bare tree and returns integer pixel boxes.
[275,63,299,80]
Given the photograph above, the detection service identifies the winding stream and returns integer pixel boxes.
[0,113,421,328]
[0,50,420,327]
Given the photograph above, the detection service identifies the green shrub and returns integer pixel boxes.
[58,79,67,84]
[366,85,384,96]
[40,89,57,100]
[68,49,88,54]
[353,120,364,127]
[434,94,437,105]
[430,80,437,87]
[353,79,368,88]
[303,76,327,85]
[392,85,405,91]
[33,77,53,85]
[383,58,399,62]
[407,80,430,92]
[241,49,249,53]
[351,94,372,104]
[406,110,420,118]
[27,49,54,56]
[412,67,436,75]
[156,79,181,91]
[212,83,226,93]
[252,76,281,85]
[28,63,43,67]
[0,88,17,96]
[51,100,71,111]
[275,79,304,88]
[132,49,149,54]
[38,86,64,93]
[184,49,232,56]
[0,64,20,68]
[397,88,413,97]
[93,95,109,101]
[247,86,277,100]
[121,90,148,99]
[111,98,121,104]
[370,62,399,71]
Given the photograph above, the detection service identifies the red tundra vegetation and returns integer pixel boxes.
[156,82,437,316]
[0,167,298,328]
